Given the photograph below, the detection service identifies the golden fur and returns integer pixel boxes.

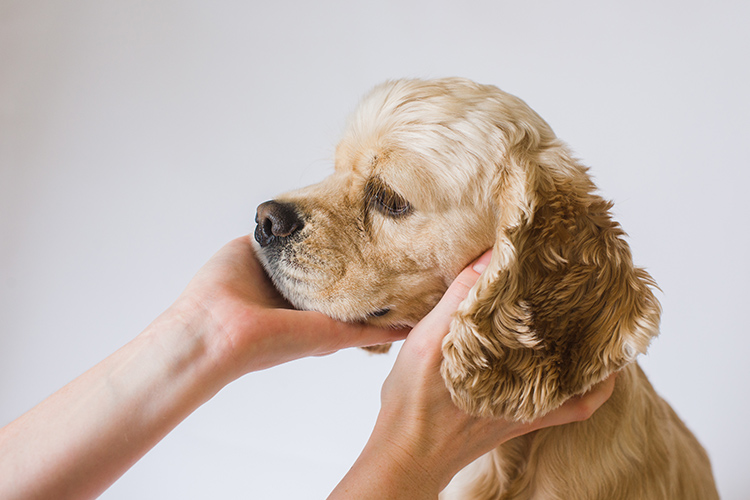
[254,78,718,499]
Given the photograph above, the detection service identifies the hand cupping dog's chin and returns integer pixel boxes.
[252,77,718,500]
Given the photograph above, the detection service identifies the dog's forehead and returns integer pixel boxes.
[334,131,494,212]
[329,79,514,208]
[333,138,469,210]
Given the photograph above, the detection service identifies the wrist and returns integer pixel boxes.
[332,448,442,500]
[140,300,235,402]
[369,429,446,495]
[331,419,450,499]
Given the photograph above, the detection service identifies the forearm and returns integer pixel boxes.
[0,308,228,500]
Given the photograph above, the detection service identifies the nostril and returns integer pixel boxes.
[262,218,274,238]
[254,200,304,247]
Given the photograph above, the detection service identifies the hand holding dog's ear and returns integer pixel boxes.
[172,236,408,378]
[331,251,616,499]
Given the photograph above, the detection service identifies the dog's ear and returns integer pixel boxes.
[441,132,661,422]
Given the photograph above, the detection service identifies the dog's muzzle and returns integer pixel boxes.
[254,200,304,247]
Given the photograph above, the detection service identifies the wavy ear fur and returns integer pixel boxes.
[441,127,661,422]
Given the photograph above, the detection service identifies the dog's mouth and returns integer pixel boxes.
[255,243,398,323]
[256,255,314,304]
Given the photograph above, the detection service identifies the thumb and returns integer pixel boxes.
[414,249,492,337]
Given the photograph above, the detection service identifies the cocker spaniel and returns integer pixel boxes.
[253,78,718,499]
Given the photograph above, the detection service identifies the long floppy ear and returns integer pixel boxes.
[441,135,661,422]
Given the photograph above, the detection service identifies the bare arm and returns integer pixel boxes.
[330,252,617,499]
[0,236,407,500]
[0,239,613,500]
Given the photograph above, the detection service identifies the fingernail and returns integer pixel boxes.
[472,250,492,274]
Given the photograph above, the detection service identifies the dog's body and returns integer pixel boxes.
[254,78,718,499]
[443,363,716,499]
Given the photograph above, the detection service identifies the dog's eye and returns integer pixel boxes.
[366,179,411,217]
[374,189,410,216]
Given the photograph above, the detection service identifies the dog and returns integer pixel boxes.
[253,78,719,499]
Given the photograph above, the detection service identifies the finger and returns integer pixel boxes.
[533,373,618,429]
[566,372,618,422]
[411,249,492,338]
[327,320,410,351]
[393,250,492,367]
[271,251,492,359]
[276,251,492,354]
[277,309,409,354]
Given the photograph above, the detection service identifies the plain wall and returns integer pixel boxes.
[2,0,748,498]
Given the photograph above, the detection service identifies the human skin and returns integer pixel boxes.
[0,237,614,500]
[329,251,616,499]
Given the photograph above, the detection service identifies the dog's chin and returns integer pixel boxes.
[258,257,404,326]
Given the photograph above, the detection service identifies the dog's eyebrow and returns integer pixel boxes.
[363,177,389,200]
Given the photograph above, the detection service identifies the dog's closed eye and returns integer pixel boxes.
[365,178,411,218]
[254,78,718,499]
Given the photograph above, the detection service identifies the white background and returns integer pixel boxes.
[1,1,748,498]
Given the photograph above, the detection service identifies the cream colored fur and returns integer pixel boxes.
[255,78,718,499]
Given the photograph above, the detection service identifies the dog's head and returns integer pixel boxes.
[254,78,661,421]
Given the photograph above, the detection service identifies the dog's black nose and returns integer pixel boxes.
[254,200,304,247]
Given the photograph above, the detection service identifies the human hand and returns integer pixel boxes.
[0,235,407,500]
[331,251,616,498]
[168,236,409,380]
